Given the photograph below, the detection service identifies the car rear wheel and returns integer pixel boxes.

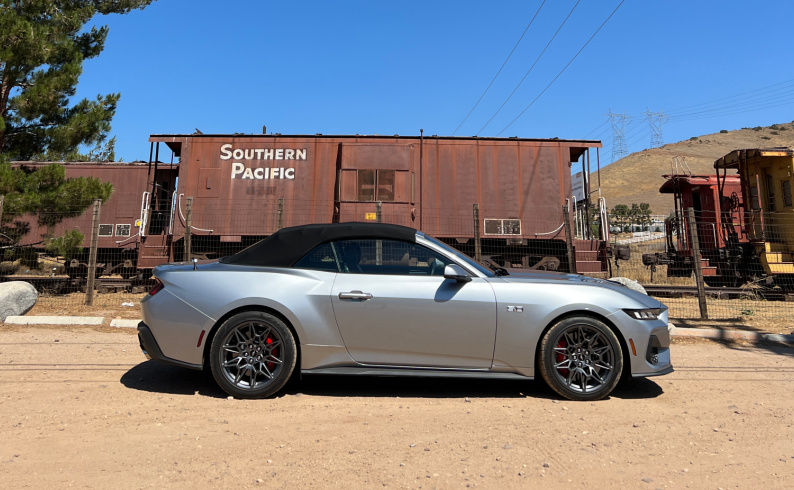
[210,311,297,399]
[539,316,623,401]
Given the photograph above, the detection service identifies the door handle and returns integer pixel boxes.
[338,290,373,301]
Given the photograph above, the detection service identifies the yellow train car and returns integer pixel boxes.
[714,148,794,284]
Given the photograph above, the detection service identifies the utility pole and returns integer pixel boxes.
[604,110,631,162]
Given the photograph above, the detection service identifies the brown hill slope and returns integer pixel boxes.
[591,122,794,215]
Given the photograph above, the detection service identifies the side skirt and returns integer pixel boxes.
[302,366,532,380]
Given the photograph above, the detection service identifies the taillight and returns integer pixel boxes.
[149,278,165,296]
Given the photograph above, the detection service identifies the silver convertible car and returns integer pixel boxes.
[138,223,672,401]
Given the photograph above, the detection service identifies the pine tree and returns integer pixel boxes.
[0,0,153,256]
[0,0,154,161]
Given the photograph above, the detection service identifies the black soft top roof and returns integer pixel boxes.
[220,222,418,267]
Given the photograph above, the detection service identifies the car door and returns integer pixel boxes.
[330,238,497,369]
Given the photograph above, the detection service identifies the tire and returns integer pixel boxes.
[209,311,297,399]
[539,316,623,401]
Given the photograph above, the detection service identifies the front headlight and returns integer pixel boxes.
[623,308,665,320]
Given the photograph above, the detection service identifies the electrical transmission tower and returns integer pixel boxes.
[643,109,668,148]
[604,110,631,162]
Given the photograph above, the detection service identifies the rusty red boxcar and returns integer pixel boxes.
[147,133,608,274]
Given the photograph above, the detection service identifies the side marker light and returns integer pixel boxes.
[629,338,637,356]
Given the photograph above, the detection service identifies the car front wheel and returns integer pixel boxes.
[209,311,297,399]
[539,316,623,401]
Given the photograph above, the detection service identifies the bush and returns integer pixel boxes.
[771,131,779,135]
[689,136,698,141]
[761,136,771,140]
[719,129,728,133]
[753,126,763,131]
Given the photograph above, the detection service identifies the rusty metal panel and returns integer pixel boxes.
[152,134,598,243]
[12,162,157,250]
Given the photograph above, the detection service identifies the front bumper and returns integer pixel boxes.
[137,322,202,370]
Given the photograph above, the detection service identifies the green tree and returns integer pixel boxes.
[610,204,630,232]
[0,0,154,161]
[638,203,652,231]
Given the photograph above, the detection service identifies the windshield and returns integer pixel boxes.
[420,234,496,278]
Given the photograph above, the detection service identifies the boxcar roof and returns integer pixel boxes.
[659,174,741,193]
[150,133,602,144]
[714,147,794,169]
[220,222,418,267]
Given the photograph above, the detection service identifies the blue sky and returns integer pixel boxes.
[77,0,794,164]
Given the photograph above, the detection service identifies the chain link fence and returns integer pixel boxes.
[3,196,793,333]
[611,208,794,331]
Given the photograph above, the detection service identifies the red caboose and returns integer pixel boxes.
[643,173,747,285]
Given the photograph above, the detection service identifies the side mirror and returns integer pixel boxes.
[443,264,472,283]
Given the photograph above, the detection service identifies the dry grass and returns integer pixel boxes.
[611,237,694,286]
[28,291,145,320]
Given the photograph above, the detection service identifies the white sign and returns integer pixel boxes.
[219,144,307,180]
[572,171,586,202]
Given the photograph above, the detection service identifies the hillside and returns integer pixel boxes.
[591,122,794,215]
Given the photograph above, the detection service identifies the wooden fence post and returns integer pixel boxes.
[85,199,101,306]
[473,203,481,263]
[276,197,284,230]
[184,196,193,261]
[563,204,577,274]
[687,207,709,319]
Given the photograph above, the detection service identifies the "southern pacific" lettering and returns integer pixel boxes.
[219,144,307,161]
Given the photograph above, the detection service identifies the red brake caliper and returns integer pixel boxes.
[556,339,569,376]
[266,337,277,371]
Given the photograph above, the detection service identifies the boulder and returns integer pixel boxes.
[0,281,38,322]
[607,276,647,295]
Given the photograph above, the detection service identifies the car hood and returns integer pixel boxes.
[492,271,664,309]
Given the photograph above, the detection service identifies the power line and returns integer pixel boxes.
[451,1,547,136]
[476,0,582,135]
[497,0,626,136]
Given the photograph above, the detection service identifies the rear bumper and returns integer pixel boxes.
[137,322,202,370]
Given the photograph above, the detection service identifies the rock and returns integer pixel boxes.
[607,277,647,295]
[0,281,37,322]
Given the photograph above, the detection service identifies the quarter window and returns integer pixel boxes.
[293,243,340,272]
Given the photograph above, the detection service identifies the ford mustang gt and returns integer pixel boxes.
[138,223,672,401]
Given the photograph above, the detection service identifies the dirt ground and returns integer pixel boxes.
[1,327,792,489]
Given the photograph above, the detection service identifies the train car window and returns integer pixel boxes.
[484,219,522,235]
[353,170,399,202]
[115,224,131,237]
[765,173,776,211]
[783,180,793,207]
[357,170,376,201]
[750,186,760,210]
[377,170,395,201]
[98,224,113,237]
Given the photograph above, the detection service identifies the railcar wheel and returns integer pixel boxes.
[210,311,297,399]
[539,316,623,401]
